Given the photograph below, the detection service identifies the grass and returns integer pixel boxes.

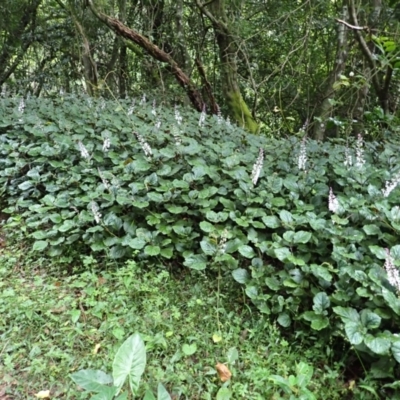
[0,241,368,399]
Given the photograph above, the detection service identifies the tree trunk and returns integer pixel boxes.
[68,1,98,97]
[313,5,349,140]
[196,0,259,133]
[0,0,42,87]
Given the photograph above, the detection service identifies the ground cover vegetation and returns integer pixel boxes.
[3,0,400,398]
[1,95,400,398]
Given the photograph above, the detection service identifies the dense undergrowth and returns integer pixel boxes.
[2,94,400,397]
[0,243,352,399]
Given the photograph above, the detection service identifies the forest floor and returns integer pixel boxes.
[0,240,359,399]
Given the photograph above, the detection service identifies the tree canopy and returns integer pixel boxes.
[2,0,400,139]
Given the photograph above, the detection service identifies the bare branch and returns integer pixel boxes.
[335,18,365,30]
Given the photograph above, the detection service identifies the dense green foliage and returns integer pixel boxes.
[2,95,400,392]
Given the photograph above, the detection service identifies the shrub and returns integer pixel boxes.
[2,94,400,383]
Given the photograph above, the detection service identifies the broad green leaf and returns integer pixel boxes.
[274,247,291,262]
[70,369,113,392]
[183,253,207,270]
[310,264,332,282]
[216,387,232,400]
[364,334,391,355]
[58,219,75,232]
[127,238,147,249]
[110,245,126,259]
[360,309,381,329]
[182,343,197,356]
[91,386,119,400]
[265,277,280,291]
[363,225,381,235]
[245,285,258,299]
[293,230,312,244]
[206,210,229,222]
[238,245,255,258]
[344,321,365,345]
[369,245,387,260]
[144,245,160,256]
[382,288,400,315]
[313,292,330,312]
[143,390,156,400]
[199,221,215,233]
[160,247,173,259]
[227,347,239,364]
[277,313,291,327]
[279,210,293,225]
[283,231,295,242]
[18,181,33,190]
[296,362,314,387]
[33,240,48,251]
[232,268,250,284]
[392,341,400,363]
[333,306,360,323]
[262,215,281,228]
[157,383,172,400]
[200,239,218,256]
[112,333,146,396]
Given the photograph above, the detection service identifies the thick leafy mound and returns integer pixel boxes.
[2,95,400,378]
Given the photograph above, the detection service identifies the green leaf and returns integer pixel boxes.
[199,221,215,233]
[283,231,295,242]
[364,334,391,355]
[360,309,381,330]
[279,210,293,225]
[157,383,172,400]
[363,225,381,235]
[112,333,146,396]
[216,387,232,400]
[232,268,250,284]
[110,245,126,259]
[369,245,387,260]
[33,240,48,251]
[160,247,174,259]
[143,390,156,400]
[200,239,218,256]
[91,386,119,400]
[182,343,197,356]
[226,347,239,364]
[382,288,400,315]
[277,313,291,327]
[127,238,147,249]
[183,253,207,270]
[313,292,330,312]
[344,321,365,345]
[58,219,75,232]
[274,247,291,262]
[262,215,281,228]
[238,245,255,258]
[310,264,333,282]
[296,362,314,387]
[165,205,187,214]
[293,230,312,244]
[333,306,360,323]
[70,369,113,392]
[392,341,400,363]
[144,245,161,256]
[18,181,34,190]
